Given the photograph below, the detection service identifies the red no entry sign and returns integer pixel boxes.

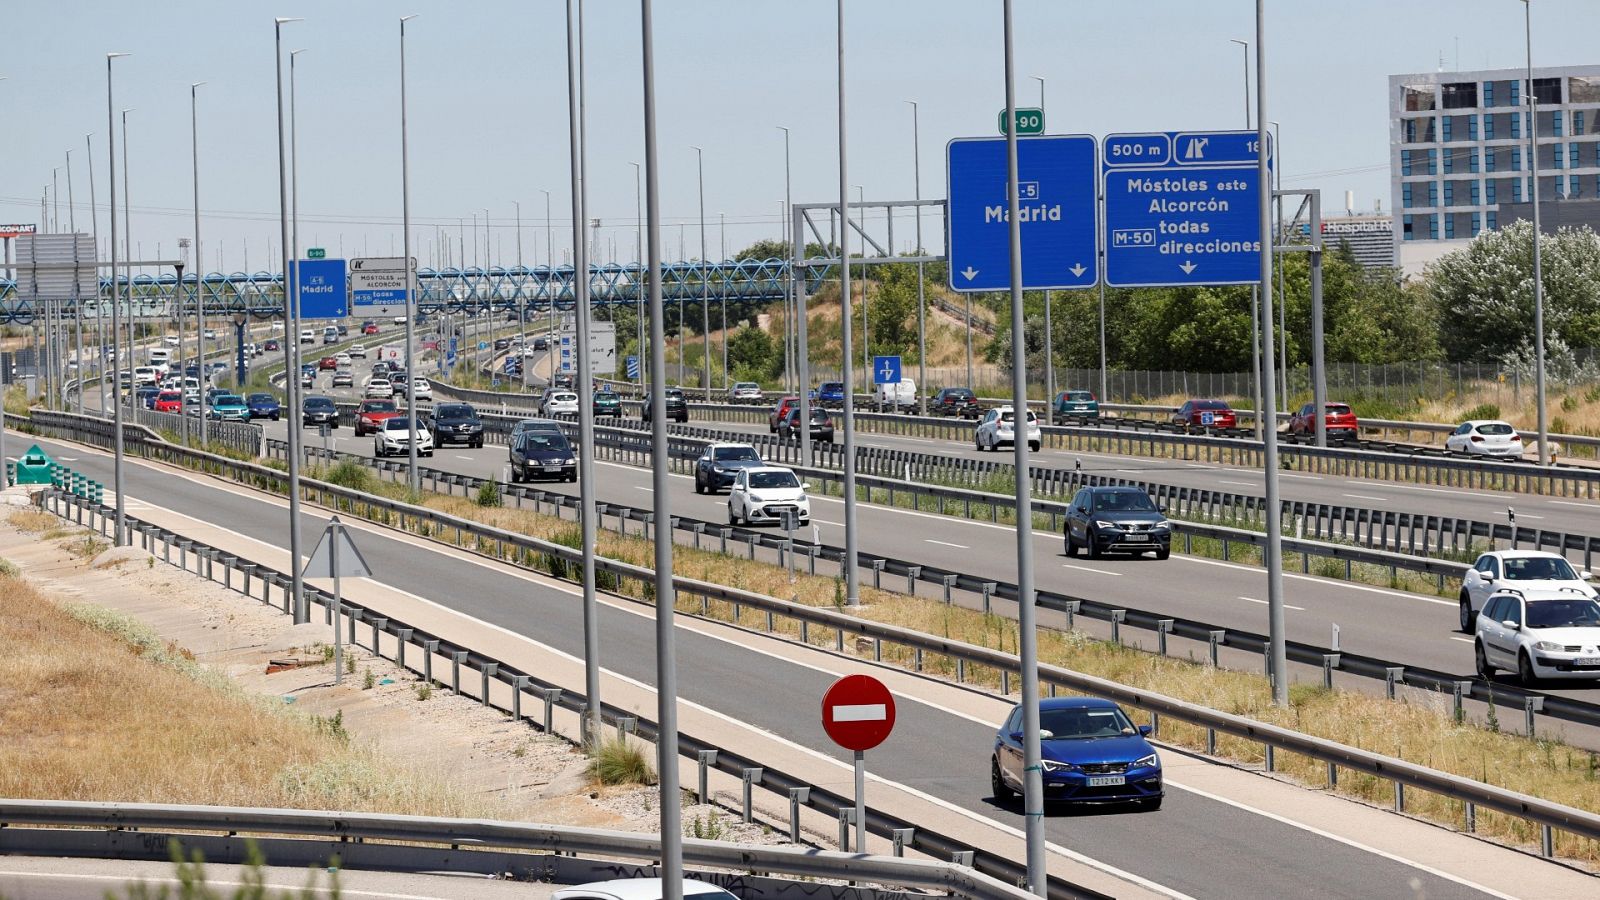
[822,674,896,752]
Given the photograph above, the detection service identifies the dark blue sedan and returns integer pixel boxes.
[246,392,282,421]
[991,697,1162,810]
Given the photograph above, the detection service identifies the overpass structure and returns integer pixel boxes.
[0,258,836,322]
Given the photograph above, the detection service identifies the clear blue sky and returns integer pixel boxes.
[2,0,1595,273]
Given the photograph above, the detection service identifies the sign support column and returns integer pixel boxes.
[1255,0,1288,707]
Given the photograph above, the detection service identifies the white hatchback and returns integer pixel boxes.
[1475,589,1600,683]
[1445,420,1523,457]
[1458,550,1596,632]
[976,405,1041,452]
[728,465,810,527]
[373,416,434,458]
[364,377,394,399]
[543,391,579,416]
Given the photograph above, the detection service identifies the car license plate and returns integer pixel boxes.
[1578,657,1600,666]
[1125,534,1148,542]
[1086,775,1125,787]
[545,464,563,471]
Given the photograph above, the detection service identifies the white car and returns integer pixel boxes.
[162,334,180,347]
[134,366,159,386]
[364,377,394,399]
[299,329,315,344]
[347,344,367,359]
[334,352,352,367]
[1445,420,1523,458]
[410,377,433,401]
[728,465,811,527]
[373,416,433,458]
[728,381,763,403]
[551,879,737,900]
[976,405,1041,452]
[1475,589,1600,683]
[1459,550,1596,632]
[542,390,579,416]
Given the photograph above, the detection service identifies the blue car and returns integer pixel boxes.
[817,381,846,408]
[246,392,282,421]
[991,697,1163,810]
[207,393,251,421]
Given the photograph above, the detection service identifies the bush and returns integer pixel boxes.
[1461,402,1501,421]
[590,737,655,786]
[476,479,501,508]
[324,460,379,493]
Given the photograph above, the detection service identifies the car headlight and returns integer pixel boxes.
[1533,640,1563,652]
[1093,520,1117,529]
[1151,522,1170,531]
[1040,760,1078,773]
[1133,753,1160,769]
[564,457,576,465]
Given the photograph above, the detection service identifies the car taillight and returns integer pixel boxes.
[1511,434,1522,441]
[1470,435,1484,443]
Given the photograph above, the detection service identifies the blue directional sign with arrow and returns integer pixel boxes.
[292,258,348,319]
[946,135,1098,293]
[1102,130,1270,288]
[872,355,902,385]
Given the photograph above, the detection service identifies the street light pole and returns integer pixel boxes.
[837,0,862,617]
[1032,74,1052,410]
[401,14,419,493]
[1522,0,1550,466]
[693,146,709,397]
[719,210,727,389]
[87,132,105,419]
[67,147,84,417]
[105,52,130,546]
[193,81,208,445]
[120,108,133,417]
[1272,119,1286,408]
[1231,37,1265,440]
[778,125,794,393]
[906,100,927,415]
[631,162,644,386]
[542,189,554,364]
[275,15,308,625]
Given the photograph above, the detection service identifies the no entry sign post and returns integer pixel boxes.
[822,674,896,853]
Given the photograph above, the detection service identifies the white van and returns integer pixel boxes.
[874,377,917,412]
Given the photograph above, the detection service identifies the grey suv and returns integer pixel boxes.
[1063,486,1171,560]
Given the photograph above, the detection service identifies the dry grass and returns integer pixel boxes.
[0,570,499,818]
[7,509,60,533]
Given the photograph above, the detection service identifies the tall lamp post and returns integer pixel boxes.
[1031,74,1053,409]
[274,15,307,624]
[905,100,928,415]
[192,81,208,445]
[1231,37,1265,439]
[1522,0,1550,465]
[400,13,420,492]
[631,162,644,386]
[105,52,130,546]
[719,210,728,388]
[692,145,710,397]
[777,125,794,393]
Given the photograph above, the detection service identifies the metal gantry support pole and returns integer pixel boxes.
[1524,0,1549,466]
[401,14,419,494]
[837,0,860,608]
[1254,0,1288,706]
[906,101,927,416]
[793,206,812,470]
[639,0,683,894]
[694,147,711,398]
[67,148,84,417]
[1309,191,1327,448]
[106,52,129,545]
[1000,3,1044,892]
[566,0,602,744]
[275,15,308,624]
[193,81,208,445]
[779,126,794,394]
[88,133,106,420]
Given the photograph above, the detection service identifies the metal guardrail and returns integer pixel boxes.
[35,475,1600,866]
[0,800,1036,900]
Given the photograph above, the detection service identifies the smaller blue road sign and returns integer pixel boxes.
[872,355,902,385]
[293,259,348,319]
[626,355,640,379]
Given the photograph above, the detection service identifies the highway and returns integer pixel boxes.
[22,429,1506,900]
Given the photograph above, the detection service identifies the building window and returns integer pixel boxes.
[1487,211,1498,231]
[1512,146,1522,171]
[1510,79,1521,107]
[1402,183,1414,208]
[1431,215,1441,240]
[1555,174,1566,197]
[1442,116,1454,142]
[1485,114,1497,140]
[1470,181,1481,205]
[1571,143,1581,170]
[1553,143,1564,169]
[1428,149,1438,175]
[1573,76,1600,103]
[1402,214,1414,241]
[1511,112,1521,139]
[1576,111,1585,135]
[1403,85,1436,111]
[1468,115,1480,141]
[1428,182,1438,206]
[1443,181,1454,206]
[1401,150,1413,176]
[1483,80,1496,107]
[1486,179,1497,204]
[1551,110,1564,137]
[1443,148,1454,173]
[1442,82,1478,108]
[1470,148,1480,173]
[1445,215,1456,240]
[1512,179,1523,203]
[1532,77,1561,105]
[1472,212,1482,234]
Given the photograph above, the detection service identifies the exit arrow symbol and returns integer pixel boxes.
[1069,263,1086,277]
[960,266,979,281]
[1179,260,1198,275]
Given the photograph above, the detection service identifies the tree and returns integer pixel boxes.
[727,325,779,380]
[735,238,790,261]
[1427,220,1600,362]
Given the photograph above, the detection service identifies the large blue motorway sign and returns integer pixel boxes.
[1102,130,1270,288]
[946,135,1098,293]
[292,258,348,319]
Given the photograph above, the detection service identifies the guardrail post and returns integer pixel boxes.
[1264,744,1275,773]
[906,565,920,594]
[1525,696,1544,738]
[693,522,705,550]
[1323,654,1341,690]
[740,767,763,823]
[422,640,438,686]
[892,827,914,857]
[1001,670,1011,696]
[951,850,975,868]
[981,582,996,613]
[1208,629,1225,666]
[837,808,855,852]
[1465,800,1476,833]
[395,629,413,670]
[1157,619,1174,655]
[697,749,718,804]
[1110,609,1126,645]
[221,555,236,591]
[370,618,387,655]
[1394,781,1405,813]
[480,662,499,707]
[1385,667,1404,700]
[541,688,562,733]
[451,651,467,695]
[719,526,729,554]
[807,545,819,575]
[1064,600,1081,631]
[788,787,810,844]
[871,558,885,589]
[1327,761,1338,788]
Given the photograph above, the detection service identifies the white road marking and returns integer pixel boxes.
[635,485,654,492]
[454,454,474,460]
[1236,595,1305,611]
[1450,636,1475,644]
[1218,480,1255,486]
[815,519,846,527]
[925,539,969,549]
[1548,499,1598,508]
[1341,493,1387,501]
[1062,563,1122,577]
[1176,555,1459,608]
[1277,473,1324,480]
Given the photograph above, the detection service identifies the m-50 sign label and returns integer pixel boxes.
[351,257,417,310]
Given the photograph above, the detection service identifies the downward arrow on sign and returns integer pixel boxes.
[1069,263,1086,277]
[1179,260,1197,275]
[961,266,979,281]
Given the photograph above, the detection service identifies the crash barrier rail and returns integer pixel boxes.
[0,800,1036,900]
[269,433,1600,743]
[34,478,1600,866]
[120,402,264,456]
[31,487,1102,900]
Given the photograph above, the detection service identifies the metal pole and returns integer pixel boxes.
[1273,121,1287,407]
[1524,0,1549,466]
[1097,219,1108,400]
[1309,190,1327,448]
[693,147,709,397]
[68,148,85,416]
[965,293,973,387]
[332,521,343,686]
[1232,37,1264,439]
[794,205,812,469]
[121,108,133,429]
[902,103,926,415]
[106,53,129,545]
[837,0,860,607]
[720,210,727,389]
[401,15,419,493]
[1001,3,1044,891]
[632,163,644,385]
[566,0,603,744]
[88,133,105,420]
[1032,75,1053,409]
[639,1,682,893]
[779,126,794,394]
[1255,0,1288,707]
[275,16,307,624]
[543,189,554,369]
[854,750,867,858]
[193,82,208,445]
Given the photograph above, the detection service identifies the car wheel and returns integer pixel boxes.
[1063,529,1073,556]
[1155,546,1170,561]
[728,504,738,526]
[1475,641,1495,679]
[272,413,280,421]
[1518,651,1538,686]
[1459,594,1474,633]
[1029,441,1040,452]
[1087,537,1102,560]
[990,756,1016,800]
[374,445,385,458]
[695,475,705,494]
[975,435,984,452]
[1136,797,1162,812]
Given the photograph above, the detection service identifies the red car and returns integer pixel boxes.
[1172,399,1238,432]
[1288,402,1359,440]
[318,355,340,370]
[362,323,380,335]
[152,390,183,413]
[354,399,402,435]
[768,395,800,433]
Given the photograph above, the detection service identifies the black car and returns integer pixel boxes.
[930,387,982,419]
[302,395,339,428]
[778,406,835,443]
[592,390,623,418]
[642,387,689,424]
[694,443,764,494]
[428,402,484,448]
[1063,486,1170,560]
[553,372,575,390]
[494,337,512,352]
[509,430,576,483]
[532,336,550,351]
[511,417,565,442]
[336,323,350,335]
[135,386,162,409]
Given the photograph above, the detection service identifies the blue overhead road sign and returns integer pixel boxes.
[872,355,902,385]
[946,135,1098,293]
[1102,130,1270,288]
[293,258,348,319]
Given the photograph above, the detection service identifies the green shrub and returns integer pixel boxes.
[590,737,655,785]
[475,479,502,508]
[1461,402,1501,421]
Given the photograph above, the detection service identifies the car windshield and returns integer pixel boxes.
[520,434,569,452]
[383,418,420,431]
[595,392,619,402]
[305,398,333,409]
[248,394,275,404]
[809,409,830,422]
[215,395,242,405]
[1193,400,1229,410]
[1040,706,1137,739]
[1065,391,1092,401]
[1477,422,1516,436]
[437,404,474,419]
[1325,404,1352,415]
[749,471,800,490]
[1503,556,1579,581]
[714,447,760,461]
[665,389,685,399]
[998,410,1036,424]
[822,382,843,392]
[364,401,398,413]
[1526,599,1600,629]
[1092,491,1158,513]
